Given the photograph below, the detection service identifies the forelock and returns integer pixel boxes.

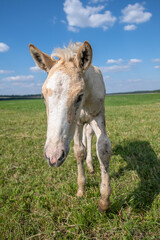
[51,42,82,62]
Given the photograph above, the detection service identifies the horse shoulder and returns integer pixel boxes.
[84,65,106,100]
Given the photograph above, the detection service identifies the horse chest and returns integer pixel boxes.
[79,108,92,124]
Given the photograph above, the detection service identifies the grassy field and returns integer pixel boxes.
[0,93,160,239]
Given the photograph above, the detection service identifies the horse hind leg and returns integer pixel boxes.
[90,113,112,212]
[83,124,94,174]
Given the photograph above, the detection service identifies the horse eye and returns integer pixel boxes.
[76,94,83,104]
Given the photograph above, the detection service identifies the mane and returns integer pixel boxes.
[51,42,82,61]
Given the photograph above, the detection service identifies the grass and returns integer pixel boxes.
[0,93,160,239]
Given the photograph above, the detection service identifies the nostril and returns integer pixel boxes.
[58,150,65,163]
[62,150,65,159]
[45,148,66,167]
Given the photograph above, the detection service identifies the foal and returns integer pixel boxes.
[29,41,111,212]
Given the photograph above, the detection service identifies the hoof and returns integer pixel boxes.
[98,199,110,213]
[76,189,84,197]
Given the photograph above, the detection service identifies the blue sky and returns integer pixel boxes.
[0,0,160,95]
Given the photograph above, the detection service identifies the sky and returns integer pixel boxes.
[0,0,160,95]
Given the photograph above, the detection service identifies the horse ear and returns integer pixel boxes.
[29,44,56,72]
[75,41,92,71]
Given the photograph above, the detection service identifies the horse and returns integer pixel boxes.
[29,41,111,212]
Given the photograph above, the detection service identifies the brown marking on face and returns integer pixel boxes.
[47,88,53,97]
[42,86,53,119]
[62,61,85,124]
[67,80,84,124]
[45,96,49,119]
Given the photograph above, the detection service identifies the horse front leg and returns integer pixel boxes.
[83,124,94,174]
[90,113,112,212]
[74,124,86,197]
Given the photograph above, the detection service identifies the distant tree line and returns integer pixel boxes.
[0,90,159,100]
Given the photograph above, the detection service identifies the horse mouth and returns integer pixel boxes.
[45,151,66,167]
[49,156,66,167]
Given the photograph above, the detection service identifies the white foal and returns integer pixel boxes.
[29,41,111,212]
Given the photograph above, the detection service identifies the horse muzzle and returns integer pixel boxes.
[45,150,66,167]
[44,142,70,167]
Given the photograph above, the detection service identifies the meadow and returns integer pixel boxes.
[0,93,160,239]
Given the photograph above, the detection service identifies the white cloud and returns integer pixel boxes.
[12,82,39,87]
[68,26,79,32]
[152,59,160,62]
[0,81,41,95]
[30,65,42,73]
[124,24,136,31]
[89,0,106,3]
[120,3,152,24]
[107,58,123,64]
[61,20,67,24]
[154,66,160,69]
[100,64,130,73]
[0,70,14,74]
[100,58,142,73]
[3,75,34,81]
[0,42,10,52]
[127,78,141,82]
[129,58,142,64]
[63,0,116,31]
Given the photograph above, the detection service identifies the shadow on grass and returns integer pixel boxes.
[111,141,160,212]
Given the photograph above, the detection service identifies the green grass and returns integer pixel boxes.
[0,93,160,239]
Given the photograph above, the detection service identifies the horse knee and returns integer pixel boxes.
[74,144,86,163]
[86,124,94,137]
[97,136,111,163]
